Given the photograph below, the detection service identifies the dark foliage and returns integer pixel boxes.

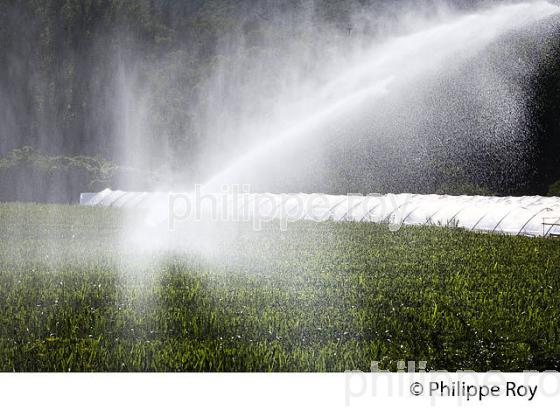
[1,0,560,201]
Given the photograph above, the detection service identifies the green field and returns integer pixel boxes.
[0,202,559,371]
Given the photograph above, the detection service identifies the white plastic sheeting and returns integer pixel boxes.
[80,189,560,237]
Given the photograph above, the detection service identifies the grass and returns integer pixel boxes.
[0,202,559,371]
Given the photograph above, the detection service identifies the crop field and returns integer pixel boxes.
[0,202,559,371]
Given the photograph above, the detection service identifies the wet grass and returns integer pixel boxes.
[0,202,559,371]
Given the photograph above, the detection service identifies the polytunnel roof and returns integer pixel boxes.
[80,189,560,237]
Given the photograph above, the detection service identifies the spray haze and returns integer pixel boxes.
[2,0,560,251]
[102,0,560,255]
[1,0,560,199]
[108,1,560,196]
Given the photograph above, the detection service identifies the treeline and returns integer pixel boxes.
[3,0,407,160]
[1,0,560,201]
[1,0,227,159]
[0,146,160,202]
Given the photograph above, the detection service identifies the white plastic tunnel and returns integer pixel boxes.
[80,189,560,237]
